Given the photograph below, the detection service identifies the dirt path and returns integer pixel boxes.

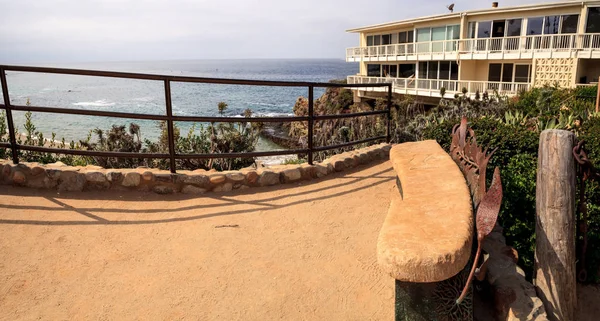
[0,161,396,320]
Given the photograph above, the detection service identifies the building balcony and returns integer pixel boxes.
[347,75,531,98]
[346,33,600,62]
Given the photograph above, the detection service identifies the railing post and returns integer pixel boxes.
[163,79,177,173]
[0,68,19,164]
[387,84,392,143]
[308,86,314,165]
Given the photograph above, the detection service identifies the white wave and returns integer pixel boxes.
[248,102,290,108]
[255,112,294,117]
[131,96,155,102]
[72,99,115,107]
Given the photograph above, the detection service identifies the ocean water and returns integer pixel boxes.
[2,59,358,146]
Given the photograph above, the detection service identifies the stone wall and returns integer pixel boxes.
[0,143,391,194]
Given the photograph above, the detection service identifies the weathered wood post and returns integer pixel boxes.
[534,129,577,321]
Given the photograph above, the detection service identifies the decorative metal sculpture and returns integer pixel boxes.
[573,140,599,282]
[450,117,504,305]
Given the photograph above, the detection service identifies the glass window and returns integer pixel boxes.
[417,28,430,42]
[492,20,506,37]
[418,62,428,78]
[506,19,522,36]
[374,35,381,46]
[439,61,450,80]
[528,17,544,35]
[502,63,514,82]
[398,31,414,44]
[367,64,381,77]
[478,21,492,38]
[515,65,531,83]
[488,63,502,82]
[382,34,391,45]
[428,61,438,79]
[367,36,374,46]
[399,64,416,78]
[561,14,579,33]
[382,65,397,77]
[407,31,414,43]
[446,25,460,39]
[544,16,560,34]
[587,7,600,33]
[450,62,459,80]
[468,22,476,38]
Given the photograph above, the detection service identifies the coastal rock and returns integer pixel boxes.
[85,171,107,183]
[142,171,155,182]
[183,174,208,187]
[282,168,302,183]
[333,159,346,172]
[1,164,12,180]
[106,171,123,183]
[181,185,207,195]
[246,171,259,185]
[213,183,233,193]
[155,173,174,183]
[58,171,86,192]
[122,172,141,187]
[258,171,280,186]
[314,164,329,178]
[31,166,46,176]
[153,185,174,194]
[12,171,26,185]
[209,174,226,185]
[226,173,245,183]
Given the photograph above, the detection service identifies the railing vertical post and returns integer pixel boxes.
[163,79,177,173]
[387,84,392,143]
[308,86,314,165]
[0,68,19,164]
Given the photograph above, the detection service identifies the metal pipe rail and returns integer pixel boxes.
[0,65,392,173]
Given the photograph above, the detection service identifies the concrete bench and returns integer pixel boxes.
[377,140,473,283]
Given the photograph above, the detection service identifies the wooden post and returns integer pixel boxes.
[535,129,577,321]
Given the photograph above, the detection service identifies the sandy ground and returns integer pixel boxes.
[0,161,396,321]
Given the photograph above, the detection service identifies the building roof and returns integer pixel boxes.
[346,0,599,33]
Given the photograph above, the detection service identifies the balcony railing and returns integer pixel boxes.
[346,33,600,60]
[347,75,531,98]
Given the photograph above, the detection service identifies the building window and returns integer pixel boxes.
[398,31,414,43]
[367,36,374,46]
[544,16,560,34]
[527,17,544,35]
[468,22,476,38]
[399,64,416,78]
[488,63,532,83]
[382,34,392,45]
[418,61,458,80]
[478,21,492,38]
[561,15,579,33]
[374,35,381,46]
[382,65,398,77]
[587,7,600,33]
[506,19,522,36]
[514,65,532,83]
[367,64,381,77]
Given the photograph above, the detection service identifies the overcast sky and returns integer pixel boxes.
[0,0,564,63]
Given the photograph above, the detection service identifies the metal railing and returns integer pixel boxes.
[0,65,392,173]
[347,75,531,97]
[346,33,600,60]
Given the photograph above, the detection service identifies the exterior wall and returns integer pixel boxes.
[533,58,577,87]
[459,60,477,80]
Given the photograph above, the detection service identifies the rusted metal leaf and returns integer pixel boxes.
[476,167,503,241]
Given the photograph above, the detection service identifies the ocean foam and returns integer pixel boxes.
[72,99,115,107]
